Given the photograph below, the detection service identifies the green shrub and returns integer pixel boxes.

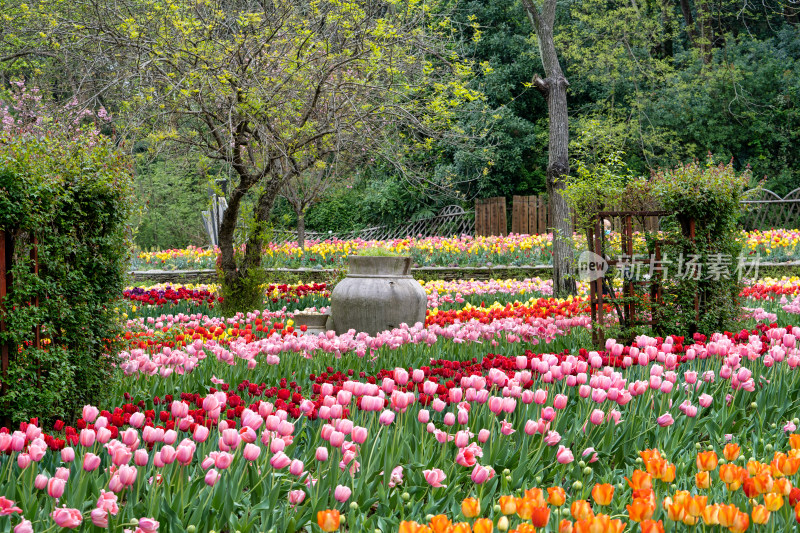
[0,107,134,425]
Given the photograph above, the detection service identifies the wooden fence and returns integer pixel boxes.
[475,197,507,237]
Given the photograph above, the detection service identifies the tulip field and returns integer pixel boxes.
[6,273,800,532]
[130,228,800,270]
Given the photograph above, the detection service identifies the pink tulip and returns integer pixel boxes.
[47,477,66,499]
[470,464,494,484]
[243,443,261,461]
[82,405,100,423]
[215,452,234,470]
[443,412,455,426]
[352,426,368,444]
[289,459,304,476]
[334,485,351,502]
[270,451,291,469]
[15,519,33,533]
[423,468,447,488]
[159,445,177,465]
[129,412,145,428]
[61,447,75,463]
[589,409,604,425]
[544,431,561,446]
[698,394,713,407]
[55,467,70,481]
[656,413,674,427]
[117,465,137,486]
[97,490,119,514]
[35,474,49,490]
[378,410,395,426]
[478,429,490,443]
[288,489,306,506]
[193,425,210,443]
[552,393,567,409]
[79,429,96,447]
[138,518,159,532]
[222,428,241,449]
[96,427,112,444]
[83,452,101,472]
[17,453,30,470]
[205,469,220,486]
[91,508,109,527]
[270,438,285,454]
[51,506,82,529]
[556,446,574,464]
[316,447,329,461]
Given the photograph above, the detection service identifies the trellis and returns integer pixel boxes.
[0,230,42,428]
[740,188,800,230]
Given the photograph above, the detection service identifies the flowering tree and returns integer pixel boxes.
[55,0,481,303]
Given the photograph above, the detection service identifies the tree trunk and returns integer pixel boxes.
[218,177,253,286]
[678,0,696,47]
[521,0,576,297]
[243,177,284,272]
[296,208,306,251]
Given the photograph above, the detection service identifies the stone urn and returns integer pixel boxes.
[329,256,426,336]
[291,312,329,336]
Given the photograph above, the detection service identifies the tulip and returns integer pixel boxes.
[288,489,306,506]
[423,468,447,488]
[17,453,30,470]
[138,518,159,533]
[91,508,109,528]
[243,443,261,461]
[205,469,220,486]
[473,518,493,533]
[378,410,395,425]
[83,405,100,423]
[83,452,101,472]
[656,413,674,427]
[591,483,614,506]
[570,500,592,521]
[270,451,291,469]
[79,429,96,447]
[14,520,33,533]
[334,485,351,503]
[696,450,718,471]
[556,446,574,464]
[548,486,567,507]
[51,506,83,529]
[498,495,516,515]
[317,509,340,532]
[471,464,494,484]
[289,459,304,476]
[316,446,329,461]
[61,447,75,463]
[461,497,480,518]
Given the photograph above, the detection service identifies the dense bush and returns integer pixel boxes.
[652,158,751,336]
[0,96,134,425]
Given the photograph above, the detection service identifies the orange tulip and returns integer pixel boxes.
[399,522,432,533]
[516,498,535,520]
[765,492,784,511]
[681,514,698,526]
[719,464,746,491]
[672,490,690,509]
[640,519,665,533]
[661,463,676,483]
[570,500,593,521]
[665,501,686,522]
[523,488,546,507]
[626,470,652,491]
[790,433,800,450]
[627,498,655,522]
[645,457,667,479]
[498,496,516,515]
[795,501,800,524]
[751,504,770,525]
[686,495,707,517]
[723,443,741,461]
[473,518,493,533]
[701,504,720,525]
[774,477,793,496]
[452,523,472,533]
[510,525,536,533]
[696,450,718,472]
[729,511,749,533]
[632,489,655,508]
[317,509,341,532]
[429,515,452,533]
[591,483,614,506]
[640,449,663,464]
[753,471,774,494]
[743,477,759,499]
[558,519,573,533]
[530,506,550,528]
[547,486,567,507]
[718,504,738,528]
[462,497,480,518]
[695,471,711,489]
[747,460,765,476]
